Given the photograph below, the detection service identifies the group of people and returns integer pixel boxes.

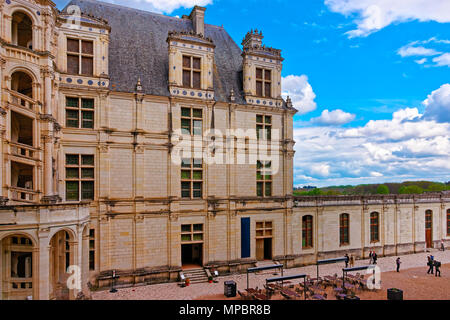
[368,250,378,265]
[427,255,442,277]
[344,254,355,268]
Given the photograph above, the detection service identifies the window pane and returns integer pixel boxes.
[256,68,263,80]
[257,182,263,197]
[181,234,191,242]
[66,110,79,128]
[193,120,202,136]
[193,71,201,89]
[183,56,191,68]
[193,224,203,232]
[264,83,271,98]
[181,225,191,232]
[66,168,79,179]
[256,115,263,123]
[257,171,263,181]
[181,159,191,168]
[183,70,191,87]
[82,155,94,166]
[256,81,263,97]
[81,181,94,200]
[181,119,191,135]
[181,108,191,117]
[81,40,93,54]
[193,171,202,180]
[66,97,79,108]
[82,57,93,75]
[265,182,272,197]
[193,234,203,241]
[66,181,79,201]
[67,55,79,74]
[81,168,94,179]
[193,159,203,168]
[266,127,272,140]
[265,70,271,81]
[181,182,190,198]
[193,57,201,70]
[82,111,94,129]
[82,99,94,109]
[66,154,79,165]
[265,116,272,124]
[67,39,79,53]
[193,109,203,118]
[181,170,191,180]
[193,182,202,198]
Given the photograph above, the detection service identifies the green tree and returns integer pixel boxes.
[399,185,424,194]
[376,185,390,194]
[426,183,446,192]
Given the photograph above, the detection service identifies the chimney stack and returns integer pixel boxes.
[189,6,206,36]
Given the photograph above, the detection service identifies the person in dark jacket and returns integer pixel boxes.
[435,261,441,277]
[396,257,402,272]
[345,254,350,268]
[427,256,434,274]
[372,252,378,264]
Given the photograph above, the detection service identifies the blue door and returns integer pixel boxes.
[241,218,251,258]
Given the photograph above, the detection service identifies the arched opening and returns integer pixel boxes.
[11,71,33,99]
[1,235,34,300]
[49,230,74,300]
[425,210,433,248]
[11,11,33,49]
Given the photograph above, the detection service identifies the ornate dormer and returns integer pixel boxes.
[242,30,284,107]
[167,7,215,101]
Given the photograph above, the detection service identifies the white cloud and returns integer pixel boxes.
[325,0,450,38]
[310,109,356,126]
[282,75,317,115]
[423,83,450,122]
[397,45,441,57]
[432,53,450,67]
[101,0,212,13]
[294,84,450,186]
[415,58,427,65]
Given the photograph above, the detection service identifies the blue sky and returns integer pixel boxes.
[55,0,450,187]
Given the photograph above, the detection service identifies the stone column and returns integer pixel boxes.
[81,227,90,293]
[0,58,7,202]
[4,14,12,43]
[168,47,177,85]
[38,232,51,300]
[41,70,55,203]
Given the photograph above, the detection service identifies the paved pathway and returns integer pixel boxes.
[91,249,450,300]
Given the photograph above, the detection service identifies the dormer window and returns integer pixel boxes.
[67,38,94,76]
[183,55,201,89]
[256,68,271,98]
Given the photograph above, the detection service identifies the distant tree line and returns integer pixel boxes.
[293,181,450,196]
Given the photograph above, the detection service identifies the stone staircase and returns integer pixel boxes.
[182,268,209,284]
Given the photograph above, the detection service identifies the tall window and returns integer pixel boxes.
[182,55,201,89]
[181,158,203,199]
[65,97,94,129]
[256,115,272,140]
[340,213,350,246]
[65,154,95,201]
[370,212,379,243]
[181,107,202,136]
[447,209,450,236]
[89,229,95,271]
[302,215,313,248]
[256,68,272,98]
[67,38,94,76]
[181,224,204,243]
[257,161,272,197]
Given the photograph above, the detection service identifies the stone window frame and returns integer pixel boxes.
[256,114,272,141]
[340,213,350,246]
[66,37,94,76]
[182,55,202,89]
[181,224,204,243]
[257,160,272,197]
[65,96,95,129]
[302,215,313,249]
[89,229,95,271]
[370,212,380,243]
[181,107,203,136]
[65,154,95,201]
[181,158,203,200]
[256,67,272,98]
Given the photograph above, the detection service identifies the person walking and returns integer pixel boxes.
[435,261,441,277]
[396,257,401,272]
[350,255,355,268]
[441,240,445,252]
[345,254,349,268]
[369,251,373,264]
[427,256,434,275]
[373,252,378,265]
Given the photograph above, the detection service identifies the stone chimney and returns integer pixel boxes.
[242,29,264,49]
[189,6,206,36]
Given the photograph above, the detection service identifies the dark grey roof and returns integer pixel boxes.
[63,0,245,104]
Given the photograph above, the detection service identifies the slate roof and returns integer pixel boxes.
[63,0,246,104]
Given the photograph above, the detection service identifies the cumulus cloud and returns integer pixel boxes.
[294,85,450,186]
[310,109,356,126]
[432,53,450,67]
[282,75,317,115]
[101,0,212,13]
[397,45,441,58]
[423,84,450,122]
[325,0,450,38]
[397,39,450,67]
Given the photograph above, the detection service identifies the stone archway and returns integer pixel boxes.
[1,234,35,300]
[49,230,75,300]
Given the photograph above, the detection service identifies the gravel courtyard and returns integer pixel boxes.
[92,249,450,300]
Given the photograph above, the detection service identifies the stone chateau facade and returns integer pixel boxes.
[0,0,449,300]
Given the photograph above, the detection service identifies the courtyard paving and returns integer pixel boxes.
[91,249,450,300]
